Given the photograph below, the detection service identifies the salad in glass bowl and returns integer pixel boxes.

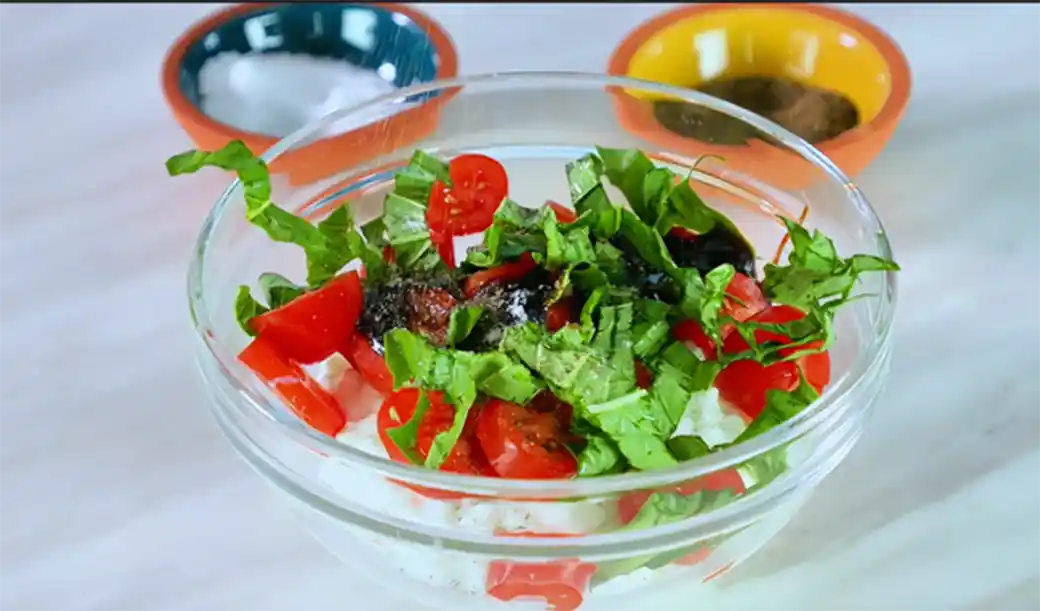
[172,73,899,611]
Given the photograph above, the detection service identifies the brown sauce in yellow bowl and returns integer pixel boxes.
[653,76,860,145]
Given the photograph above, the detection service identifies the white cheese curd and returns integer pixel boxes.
[671,387,747,448]
[311,357,751,600]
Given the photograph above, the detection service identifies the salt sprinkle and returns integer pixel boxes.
[197,51,417,139]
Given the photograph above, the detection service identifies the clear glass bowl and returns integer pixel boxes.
[187,72,897,611]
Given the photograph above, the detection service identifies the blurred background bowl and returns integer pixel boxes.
[607,3,911,189]
[161,2,457,184]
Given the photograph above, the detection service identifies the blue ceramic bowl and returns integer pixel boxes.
[161,2,458,183]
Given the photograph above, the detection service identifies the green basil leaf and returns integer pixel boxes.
[383,329,543,468]
[735,370,821,443]
[576,434,626,477]
[666,435,711,461]
[386,390,432,465]
[234,285,268,336]
[595,146,656,224]
[446,306,485,347]
[165,141,379,288]
[258,273,305,309]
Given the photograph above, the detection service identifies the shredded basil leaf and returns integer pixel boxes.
[165,140,383,287]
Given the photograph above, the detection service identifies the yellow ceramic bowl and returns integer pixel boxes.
[608,3,911,188]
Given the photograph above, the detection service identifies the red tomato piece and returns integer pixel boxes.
[344,335,394,396]
[377,388,494,475]
[426,154,508,239]
[545,297,576,332]
[462,253,538,298]
[238,338,347,437]
[673,545,713,566]
[250,271,363,365]
[714,305,832,419]
[672,319,716,359]
[672,272,769,357]
[546,200,578,224]
[475,399,578,480]
[635,360,654,389]
[669,226,700,240]
[487,533,596,611]
[427,190,458,268]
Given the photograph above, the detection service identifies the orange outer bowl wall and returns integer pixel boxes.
[607,3,911,190]
[161,2,459,185]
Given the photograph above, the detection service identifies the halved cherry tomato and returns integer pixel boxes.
[344,335,394,396]
[545,297,576,332]
[487,532,596,611]
[475,399,578,480]
[669,226,700,240]
[673,545,713,566]
[377,390,493,500]
[635,360,655,389]
[672,272,769,357]
[546,200,578,224]
[250,271,363,365]
[377,388,495,477]
[462,253,538,298]
[238,337,346,437]
[526,391,575,431]
[427,154,509,238]
[714,305,832,419]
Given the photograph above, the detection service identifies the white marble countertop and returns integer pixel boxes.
[1,4,1038,610]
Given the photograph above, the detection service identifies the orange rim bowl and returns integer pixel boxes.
[607,3,911,189]
[161,2,459,185]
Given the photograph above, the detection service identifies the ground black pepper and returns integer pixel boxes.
[653,75,860,145]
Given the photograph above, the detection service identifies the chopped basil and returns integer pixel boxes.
[165,141,381,287]
[170,142,900,482]
[233,285,268,336]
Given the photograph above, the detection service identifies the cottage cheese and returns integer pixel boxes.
[313,354,751,600]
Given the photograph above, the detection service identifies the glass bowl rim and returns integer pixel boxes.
[186,70,898,499]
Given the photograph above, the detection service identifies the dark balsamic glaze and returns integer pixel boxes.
[654,76,860,146]
[664,226,756,279]
[356,266,554,353]
[611,224,756,303]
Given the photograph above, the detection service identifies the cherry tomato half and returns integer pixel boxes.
[475,399,578,480]
[545,297,577,332]
[635,360,655,389]
[427,154,509,238]
[546,200,578,224]
[238,337,347,437]
[377,388,495,478]
[462,253,538,298]
[344,335,394,396]
[487,532,595,611]
[713,305,832,419]
[487,560,596,611]
[672,272,769,357]
[250,271,363,365]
